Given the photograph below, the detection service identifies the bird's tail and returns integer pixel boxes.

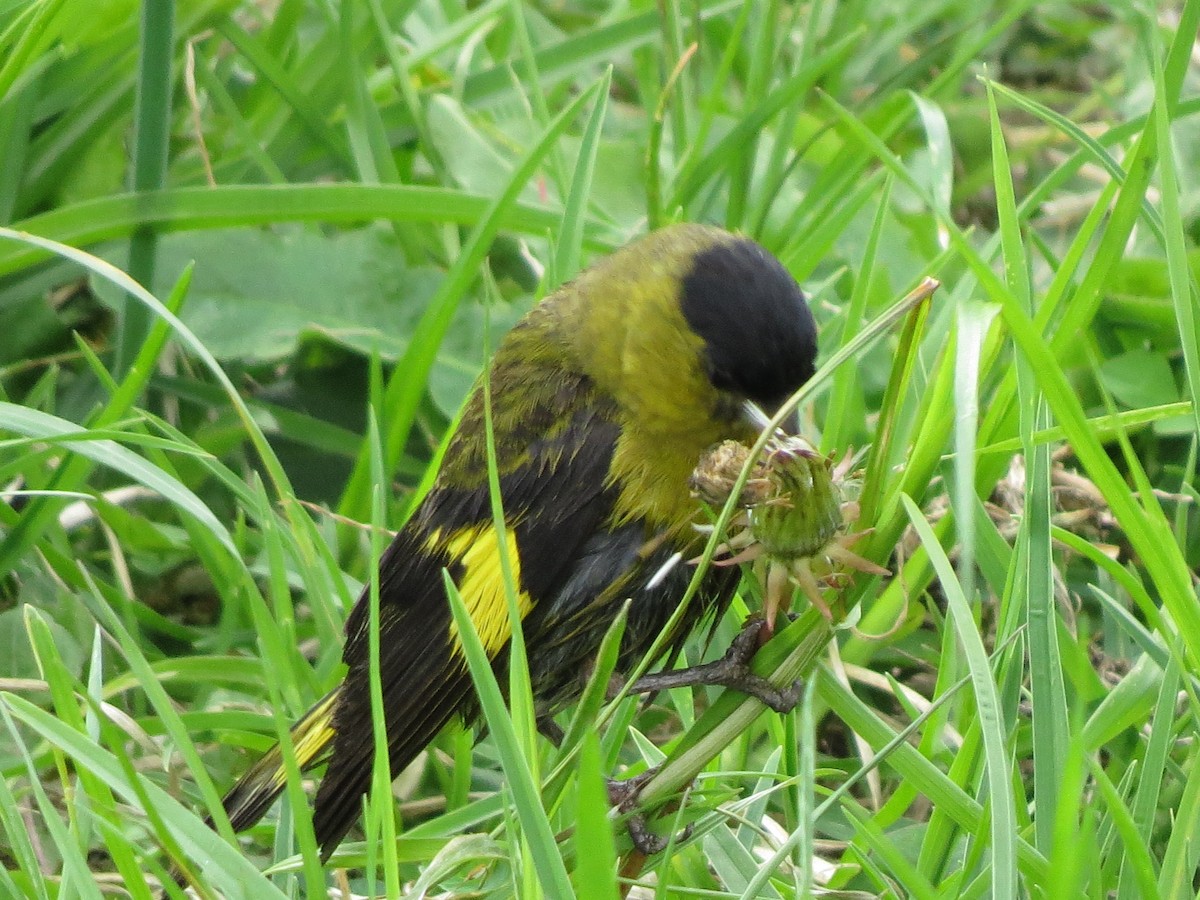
[219,688,339,833]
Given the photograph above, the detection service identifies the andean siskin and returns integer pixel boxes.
[215,222,819,859]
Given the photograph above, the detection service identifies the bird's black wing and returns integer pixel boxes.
[311,370,629,855]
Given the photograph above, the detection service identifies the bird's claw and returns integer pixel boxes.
[624,618,802,713]
[607,769,693,855]
[626,815,694,855]
[716,619,803,713]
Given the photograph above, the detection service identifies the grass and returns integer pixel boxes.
[2,0,1199,897]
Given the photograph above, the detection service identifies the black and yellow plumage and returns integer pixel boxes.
[217,223,819,859]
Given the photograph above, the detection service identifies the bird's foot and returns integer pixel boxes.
[626,619,801,714]
[607,769,693,855]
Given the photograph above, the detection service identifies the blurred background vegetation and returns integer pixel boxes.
[1,0,1199,897]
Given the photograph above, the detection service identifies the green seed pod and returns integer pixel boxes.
[748,440,842,560]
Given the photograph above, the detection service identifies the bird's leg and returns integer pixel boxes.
[606,769,693,855]
[537,717,565,747]
[602,621,800,853]
[625,619,802,714]
[541,714,687,853]
[535,711,679,852]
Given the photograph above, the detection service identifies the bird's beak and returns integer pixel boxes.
[742,399,800,437]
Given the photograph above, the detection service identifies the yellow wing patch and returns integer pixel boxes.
[434,524,532,656]
[290,692,338,766]
[263,690,339,793]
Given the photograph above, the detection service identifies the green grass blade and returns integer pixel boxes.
[0,184,603,278]
[118,0,175,376]
[1148,22,1200,442]
[337,75,607,523]
[443,573,574,898]
[572,733,619,900]
[902,494,1017,898]
[1116,657,1178,899]
[986,81,1067,857]
[0,402,235,555]
[1,691,289,899]
[550,66,611,291]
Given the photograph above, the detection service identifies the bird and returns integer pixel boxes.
[214,222,819,861]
